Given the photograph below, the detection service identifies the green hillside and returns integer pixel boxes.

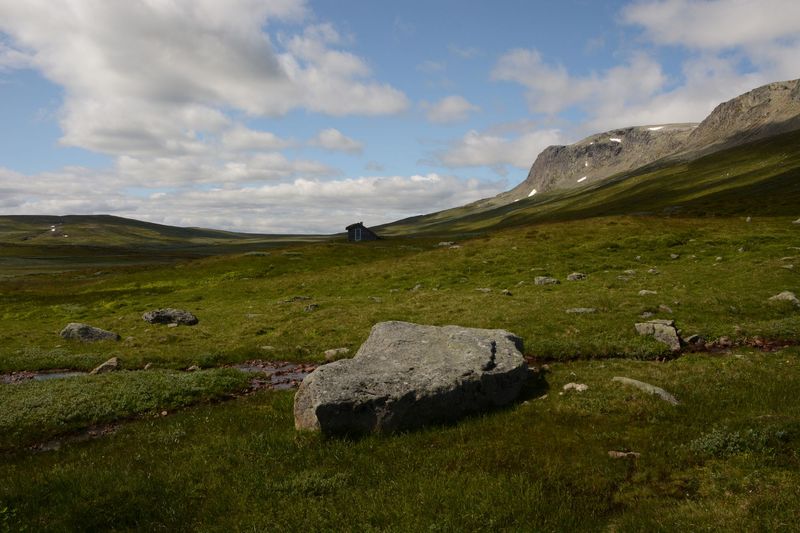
[382,128,800,237]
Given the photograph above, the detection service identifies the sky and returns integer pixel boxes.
[1,0,799,234]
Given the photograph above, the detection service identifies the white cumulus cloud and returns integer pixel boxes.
[422,95,480,124]
[310,128,364,154]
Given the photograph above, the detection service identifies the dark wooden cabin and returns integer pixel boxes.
[346,222,379,242]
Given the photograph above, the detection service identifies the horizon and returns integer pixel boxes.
[1,0,799,234]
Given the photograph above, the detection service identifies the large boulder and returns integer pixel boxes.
[142,308,198,325]
[294,321,529,435]
[59,323,120,342]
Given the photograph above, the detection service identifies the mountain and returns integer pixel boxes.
[504,78,800,201]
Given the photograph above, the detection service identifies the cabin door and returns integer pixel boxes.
[355,227,362,241]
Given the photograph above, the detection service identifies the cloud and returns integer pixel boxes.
[222,126,294,152]
[1,167,504,234]
[422,95,480,124]
[310,128,363,154]
[622,0,800,49]
[0,2,408,159]
[436,129,564,170]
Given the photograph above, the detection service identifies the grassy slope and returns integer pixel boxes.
[0,214,328,276]
[380,128,800,237]
[1,133,800,530]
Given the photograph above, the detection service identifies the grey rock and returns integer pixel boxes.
[648,268,660,274]
[769,291,800,305]
[534,276,560,285]
[638,290,657,296]
[142,308,198,325]
[623,269,637,275]
[144,363,153,370]
[658,304,673,314]
[634,319,681,352]
[670,254,680,260]
[187,365,200,372]
[567,272,587,281]
[566,307,596,314]
[793,218,800,224]
[612,376,679,405]
[304,304,319,312]
[640,312,655,319]
[324,347,350,361]
[294,321,529,435]
[501,289,513,296]
[90,357,121,374]
[59,323,120,342]
[475,287,492,293]
[563,382,588,392]
[437,241,455,247]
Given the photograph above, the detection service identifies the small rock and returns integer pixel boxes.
[534,276,560,285]
[410,284,423,291]
[260,345,275,351]
[449,245,461,249]
[475,287,492,293]
[638,290,657,296]
[59,323,120,342]
[738,247,745,253]
[670,254,680,259]
[90,357,121,375]
[567,272,587,281]
[685,334,705,346]
[187,365,200,372]
[144,363,153,370]
[746,216,751,222]
[161,410,168,416]
[142,308,198,326]
[369,296,383,303]
[715,256,723,261]
[640,312,655,319]
[324,347,350,361]
[648,268,660,274]
[769,291,800,306]
[437,241,455,247]
[501,289,513,296]
[634,319,681,352]
[782,264,795,270]
[167,323,178,328]
[658,304,673,314]
[304,304,319,312]
[608,451,641,459]
[563,383,588,392]
[566,308,596,314]
[516,281,526,286]
[623,269,637,275]
[793,218,800,224]
[612,376,679,405]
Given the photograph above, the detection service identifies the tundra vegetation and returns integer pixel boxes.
[1,131,799,530]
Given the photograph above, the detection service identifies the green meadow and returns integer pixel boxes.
[1,132,799,530]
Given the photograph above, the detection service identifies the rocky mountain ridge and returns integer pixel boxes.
[504,78,800,200]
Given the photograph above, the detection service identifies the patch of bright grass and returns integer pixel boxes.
[0,369,250,450]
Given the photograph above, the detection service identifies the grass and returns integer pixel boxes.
[1,133,800,529]
[0,349,797,531]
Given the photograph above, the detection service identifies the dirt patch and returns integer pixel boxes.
[232,360,318,391]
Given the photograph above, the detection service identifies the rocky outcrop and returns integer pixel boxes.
[142,308,198,325]
[504,124,696,199]
[502,78,800,199]
[294,321,529,435]
[59,323,120,342]
[687,79,800,154]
